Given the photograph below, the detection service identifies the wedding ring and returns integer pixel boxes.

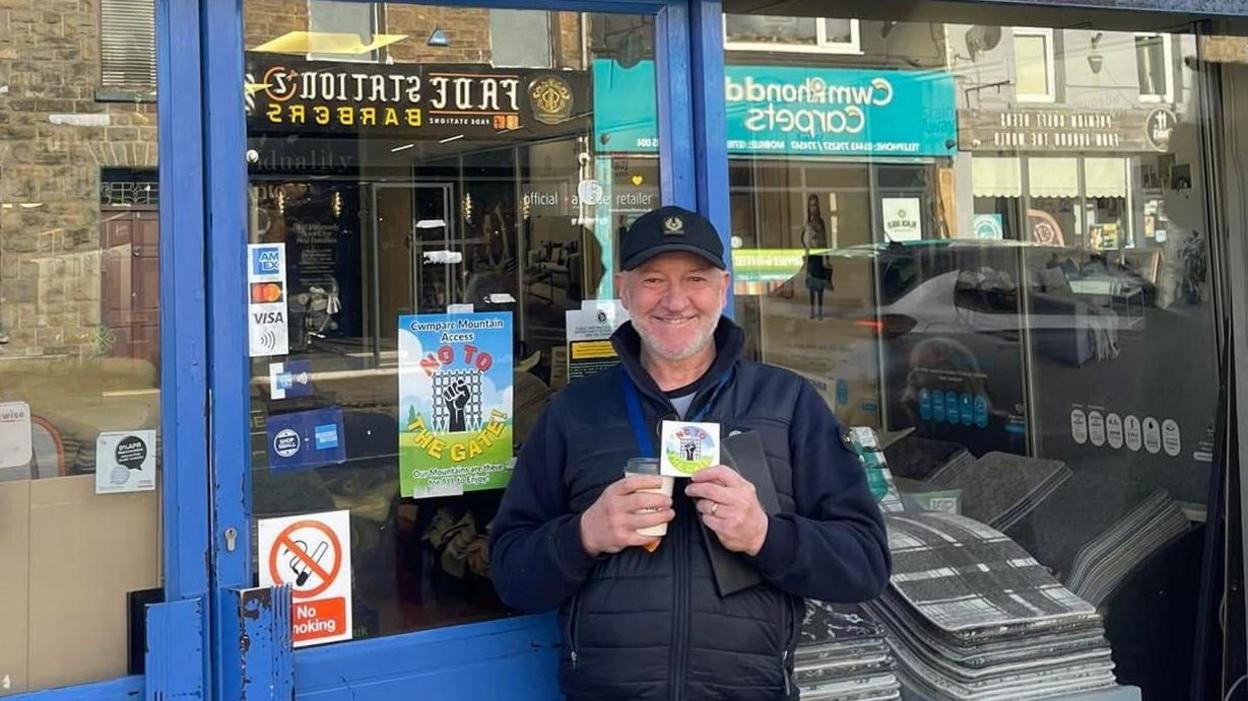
[710,502,720,516]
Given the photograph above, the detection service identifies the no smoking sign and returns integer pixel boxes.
[258,510,353,647]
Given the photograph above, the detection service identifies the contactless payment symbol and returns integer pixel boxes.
[259,510,353,647]
[660,420,720,477]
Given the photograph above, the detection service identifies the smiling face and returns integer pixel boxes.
[616,252,730,363]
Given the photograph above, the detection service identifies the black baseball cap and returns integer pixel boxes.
[620,206,727,271]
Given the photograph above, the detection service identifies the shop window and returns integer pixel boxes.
[1135,33,1173,103]
[1014,27,1056,102]
[307,0,379,62]
[722,3,1223,698]
[100,0,156,89]
[1,5,162,692]
[242,2,660,642]
[489,10,553,68]
[724,14,861,54]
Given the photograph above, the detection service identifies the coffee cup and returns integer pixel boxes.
[625,457,675,537]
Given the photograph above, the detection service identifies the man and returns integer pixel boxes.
[490,206,890,700]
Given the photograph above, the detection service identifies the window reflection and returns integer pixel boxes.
[723,9,1218,699]
[243,2,660,641]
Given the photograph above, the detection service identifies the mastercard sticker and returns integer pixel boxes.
[251,281,285,304]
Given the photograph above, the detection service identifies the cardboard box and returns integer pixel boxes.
[0,481,31,695]
[0,475,159,695]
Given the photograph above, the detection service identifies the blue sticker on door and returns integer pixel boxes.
[267,406,347,472]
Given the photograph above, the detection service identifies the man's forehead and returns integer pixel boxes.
[630,252,718,273]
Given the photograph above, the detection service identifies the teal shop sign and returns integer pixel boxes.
[593,60,957,157]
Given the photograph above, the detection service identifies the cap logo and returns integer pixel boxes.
[663,216,685,236]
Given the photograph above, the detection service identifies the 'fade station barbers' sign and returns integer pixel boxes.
[246,54,589,139]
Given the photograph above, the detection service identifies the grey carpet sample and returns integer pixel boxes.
[797,601,901,701]
[1004,469,1190,605]
[931,452,1071,531]
[870,513,1121,701]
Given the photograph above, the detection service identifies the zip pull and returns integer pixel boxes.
[783,650,791,695]
[571,650,578,670]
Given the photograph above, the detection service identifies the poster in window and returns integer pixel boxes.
[397,312,514,498]
[882,197,923,242]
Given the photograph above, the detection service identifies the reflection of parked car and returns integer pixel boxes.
[863,241,1156,366]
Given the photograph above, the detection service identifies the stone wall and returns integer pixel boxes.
[0,0,588,359]
[0,1,157,359]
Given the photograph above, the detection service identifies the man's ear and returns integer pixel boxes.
[720,271,732,309]
[615,271,630,309]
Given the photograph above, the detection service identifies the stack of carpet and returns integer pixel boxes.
[868,512,1121,701]
[1005,471,1190,606]
[796,601,900,700]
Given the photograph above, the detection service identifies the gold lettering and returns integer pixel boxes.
[383,107,399,126]
[407,108,422,127]
[314,105,330,126]
[267,103,282,124]
[289,104,305,124]
[338,106,355,126]
[361,107,376,126]
[451,442,467,462]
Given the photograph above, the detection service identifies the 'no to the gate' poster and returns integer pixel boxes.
[398,312,514,498]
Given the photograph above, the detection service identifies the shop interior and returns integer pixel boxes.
[243,7,663,636]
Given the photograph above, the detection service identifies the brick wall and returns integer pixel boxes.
[0,1,156,358]
[245,0,308,51]
[384,4,492,64]
[244,3,585,67]
[555,12,583,69]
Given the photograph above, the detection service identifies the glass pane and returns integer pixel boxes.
[307,0,376,61]
[1135,35,1168,97]
[489,10,553,68]
[725,14,818,46]
[0,3,162,694]
[724,8,1219,699]
[824,18,854,44]
[1015,33,1051,96]
[243,0,660,643]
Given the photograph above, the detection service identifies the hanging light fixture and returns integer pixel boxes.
[427,26,449,48]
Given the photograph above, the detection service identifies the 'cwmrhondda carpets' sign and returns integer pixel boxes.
[593,60,956,157]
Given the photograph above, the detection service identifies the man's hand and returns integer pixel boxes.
[685,465,769,556]
[580,475,674,556]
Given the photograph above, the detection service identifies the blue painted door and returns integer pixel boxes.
[199,0,721,698]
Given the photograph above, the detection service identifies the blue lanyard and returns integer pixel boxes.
[620,369,731,458]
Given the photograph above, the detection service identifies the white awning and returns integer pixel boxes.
[1028,157,1080,198]
[972,156,1022,198]
[1084,157,1128,198]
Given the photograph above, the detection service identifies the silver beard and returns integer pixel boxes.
[637,318,717,363]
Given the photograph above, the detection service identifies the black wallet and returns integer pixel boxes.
[697,430,782,597]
